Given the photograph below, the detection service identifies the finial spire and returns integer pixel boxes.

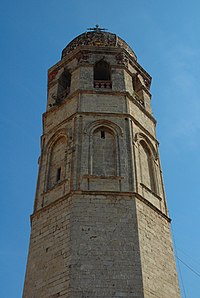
[87,24,107,32]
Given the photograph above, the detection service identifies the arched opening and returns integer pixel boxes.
[140,140,156,193]
[94,60,112,89]
[94,60,111,80]
[57,69,71,102]
[132,74,145,105]
[47,136,67,189]
[132,75,142,93]
[92,127,116,176]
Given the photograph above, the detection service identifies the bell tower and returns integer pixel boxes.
[23,27,181,298]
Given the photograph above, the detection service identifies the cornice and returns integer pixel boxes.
[44,89,156,122]
[31,190,171,225]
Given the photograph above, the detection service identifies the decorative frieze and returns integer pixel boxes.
[116,52,129,67]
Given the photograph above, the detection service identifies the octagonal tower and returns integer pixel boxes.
[23,27,180,298]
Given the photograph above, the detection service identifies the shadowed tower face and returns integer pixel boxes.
[23,27,181,298]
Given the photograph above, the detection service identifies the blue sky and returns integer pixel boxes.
[1,1,200,297]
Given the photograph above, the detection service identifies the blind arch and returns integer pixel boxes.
[92,126,117,176]
[47,136,67,189]
[139,140,157,193]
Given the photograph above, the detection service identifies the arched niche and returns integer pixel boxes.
[135,133,158,159]
[139,140,157,193]
[132,74,143,93]
[47,136,67,190]
[85,119,123,137]
[85,120,122,177]
[92,126,117,176]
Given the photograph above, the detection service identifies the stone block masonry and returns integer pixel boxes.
[23,28,181,297]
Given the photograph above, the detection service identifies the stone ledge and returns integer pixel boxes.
[140,183,162,201]
[31,190,171,224]
[42,178,69,195]
[83,174,124,180]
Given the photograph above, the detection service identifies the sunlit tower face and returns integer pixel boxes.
[23,27,181,298]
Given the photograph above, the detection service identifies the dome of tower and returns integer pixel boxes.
[62,27,137,60]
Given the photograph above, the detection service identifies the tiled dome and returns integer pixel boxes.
[62,30,137,60]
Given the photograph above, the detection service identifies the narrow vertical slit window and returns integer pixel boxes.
[101,130,105,139]
[56,167,61,182]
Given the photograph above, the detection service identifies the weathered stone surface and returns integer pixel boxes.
[23,30,180,298]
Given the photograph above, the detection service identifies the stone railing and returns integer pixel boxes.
[94,80,112,89]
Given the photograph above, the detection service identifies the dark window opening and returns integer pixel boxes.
[132,75,145,107]
[57,69,71,102]
[94,60,112,89]
[94,60,111,81]
[133,75,143,93]
[101,130,105,139]
[56,167,61,182]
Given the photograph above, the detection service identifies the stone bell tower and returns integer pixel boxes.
[23,26,181,298]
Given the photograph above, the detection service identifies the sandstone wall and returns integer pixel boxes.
[136,199,181,298]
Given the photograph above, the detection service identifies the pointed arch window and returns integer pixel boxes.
[94,60,112,89]
[132,74,145,107]
[139,140,157,193]
[92,127,116,176]
[57,69,71,102]
[47,136,67,189]
[133,75,142,93]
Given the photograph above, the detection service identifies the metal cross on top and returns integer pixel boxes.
[87,24,107,32]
